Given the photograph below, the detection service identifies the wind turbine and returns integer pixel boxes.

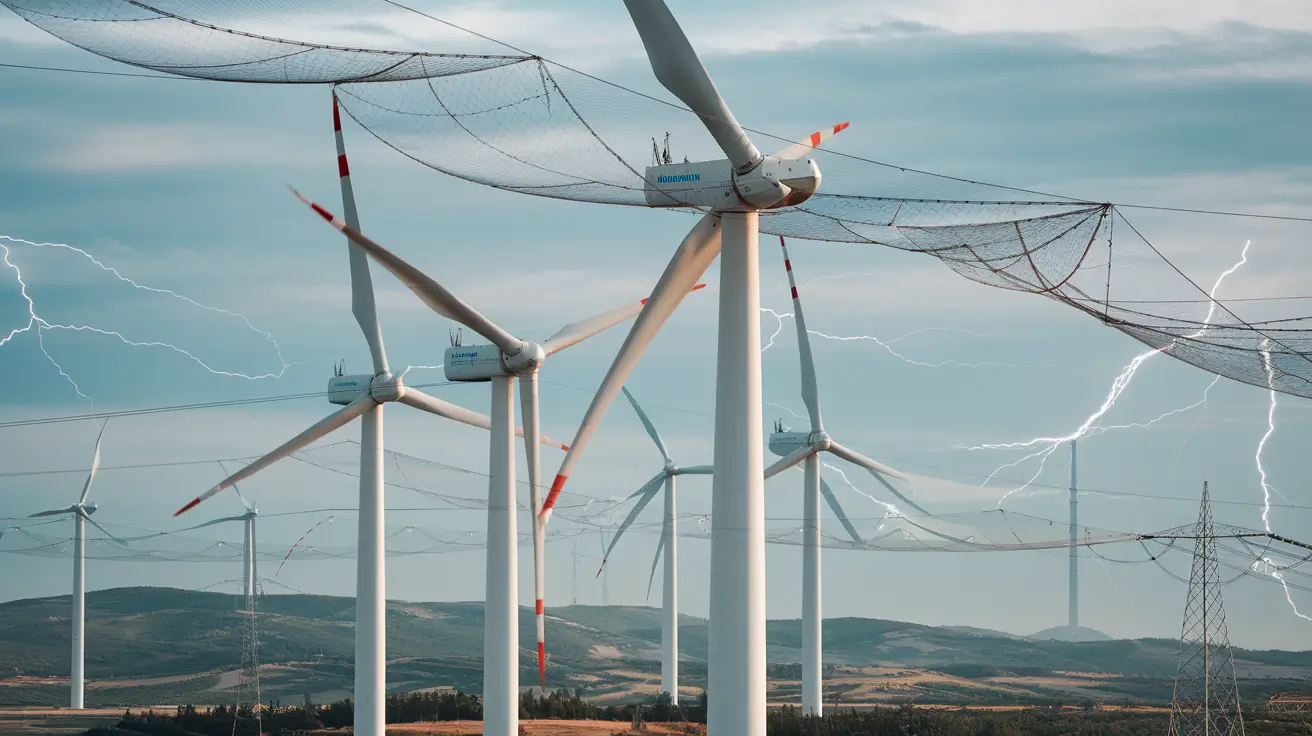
[172,93,566,736]
[764,236,924,715]
[290,191,692,736]
[537,3,849,731]
[596,386,711,704]
[174,479,260,601]
[28,422,117,709]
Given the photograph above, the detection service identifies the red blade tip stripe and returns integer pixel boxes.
[784,259,792,272]
[835,122,850,134]
[337,154,350,178]
[540,474,567,516]
[174,497,201,517]
[809,131,822,147]
[641,282,706,305]
[791,286,799,299]
[535,598,544,615]
[332,94,342,132]
[309,202,335,222]
[537,643,546,691]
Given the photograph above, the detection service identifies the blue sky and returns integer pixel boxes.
[1,0,1311,650]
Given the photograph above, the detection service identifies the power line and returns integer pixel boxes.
[2,434,1308,514]
[0,380,459,430]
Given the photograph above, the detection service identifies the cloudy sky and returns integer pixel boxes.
[1,0,1311,652]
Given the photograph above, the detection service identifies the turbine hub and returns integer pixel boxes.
[809,431,831,451]
[503,341,546,375]
[369,371,405,403]
[81,501,98,515]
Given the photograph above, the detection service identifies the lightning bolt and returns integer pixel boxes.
[400,364,444,379]
[1254,339,1310,621]
[962,241,1253,508]
[0,235,296,403]
[821,461,902,518]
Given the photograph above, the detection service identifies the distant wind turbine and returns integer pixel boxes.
[597,386,712,703]
[765,237,925,716]
[27,422,122,709]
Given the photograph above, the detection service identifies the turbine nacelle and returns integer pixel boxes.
[79,502,98,516]
[768,431,811,457]
[644,156,822,211]
[327,373,405,406]
[444,342,546,381]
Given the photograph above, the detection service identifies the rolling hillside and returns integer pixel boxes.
[1,587,1309,707]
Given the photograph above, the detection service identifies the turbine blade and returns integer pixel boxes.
[677,465,714,475]
[764,445,815,480]
[779,238,823,433]
[399,389,569,450]
[232,483,254,513]
[826,442,927,516]
[78,421,107,505]
[624,0,761,171]
[178,515,248,533]
[818,475,864,545]
[333,91,389,375]
[646,528,666,602]
[627,472,668,501]
[541,214,722,523]
[542,285,706,357]
[825,442,909,483]
[28,507,76,518]
[774,122,851,160]
[621,386,671,465]
[175,396,374,516]
[520,372,549,695]
[291,188,521,355]
[84,515,131,548]
[599,474,665,575]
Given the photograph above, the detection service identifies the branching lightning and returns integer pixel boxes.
[1254,338,1310,621]
[821,461,901,518]
[961,241,1254,508]
[0,235,297,403]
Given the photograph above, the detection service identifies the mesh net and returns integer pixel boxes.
[1,0,530,82]
[6,0,1312,397]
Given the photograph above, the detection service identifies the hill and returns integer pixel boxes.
[1031,625,1113,642]
[1,587,1309,708]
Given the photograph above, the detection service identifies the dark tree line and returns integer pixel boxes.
[99,695,1311,736]
[100,688,707,735]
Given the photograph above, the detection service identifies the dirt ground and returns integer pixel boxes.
[0,706,139,735]
[375,721,702,736]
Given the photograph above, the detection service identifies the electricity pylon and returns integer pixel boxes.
[1169,481,1245,736]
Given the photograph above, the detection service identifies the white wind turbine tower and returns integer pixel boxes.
[173,481,260,601]
[596,386,712,704]
[28,422,118,709]
[291,191,682,736]
[538,3,849,732]
[764,237,924,715]
[172,93,567,736]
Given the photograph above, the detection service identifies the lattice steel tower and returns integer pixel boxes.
[234,582,262,735]
[1169,482,1244,736]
